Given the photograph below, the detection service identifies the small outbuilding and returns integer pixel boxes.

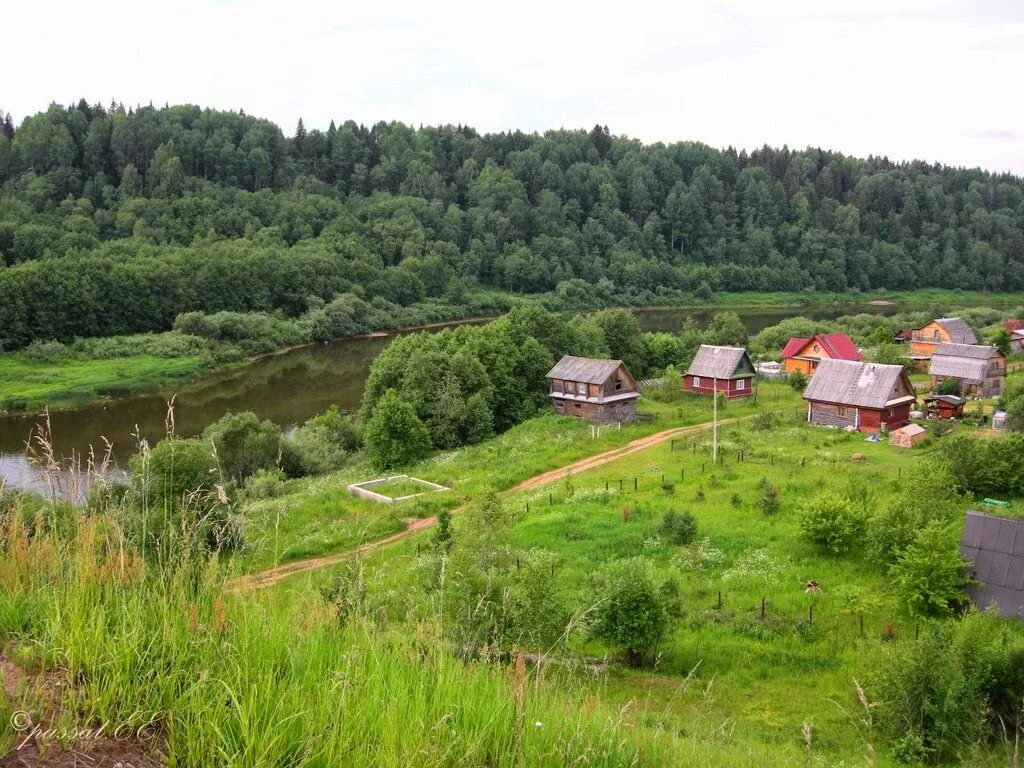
[922,394,967,420]
[802,359,916,433]
[546,355,640,424]
[960,511,1024,619]
[889,423,926,448]
[683,345,755,399]
[929,343,1005,398]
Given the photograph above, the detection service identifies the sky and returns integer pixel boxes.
[5,0,1024,174]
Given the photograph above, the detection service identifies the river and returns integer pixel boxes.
[0,304,899,492]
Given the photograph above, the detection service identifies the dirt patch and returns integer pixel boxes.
[2,738,165,768]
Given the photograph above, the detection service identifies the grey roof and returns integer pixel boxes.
[546,355,626,384]
[934,318,978,345]
[802,359,913,409]
[923,394,967,405]
[685,345,752,379]
[929,343,1002,382]
[960,511,1024,618]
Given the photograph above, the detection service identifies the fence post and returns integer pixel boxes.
[619,479,623,492]
[680,467,685,481]
[526,502,529,514]
[633,477,638,492]
[808,604,813,624]
[717,591,722,610]
[605,481,608,492]
[859,613,864,637]
[549,492,552,505]
[760,597,766,620]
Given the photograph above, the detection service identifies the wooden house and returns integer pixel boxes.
[802,359,915,433]
[1011,329,1024,355]
[908,318,978,367]
[960,511,1024,619]
[546,355,640,423]
[889,423,926,448]
[683,345,755,399]
[928,343,1005,398]
[780,332,861,375]
[923,394,967,420]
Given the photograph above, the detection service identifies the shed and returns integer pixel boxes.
[802,359,915,433]
[546,355,639,423]
[889,423,926,448]
[923,394,967,420]
[960,510,1024,618]
[929,343,1005,398]
[683,345,755,399]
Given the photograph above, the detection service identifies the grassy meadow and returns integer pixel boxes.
[266,412,1023,766]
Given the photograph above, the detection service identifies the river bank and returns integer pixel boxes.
[3,288,1020,417]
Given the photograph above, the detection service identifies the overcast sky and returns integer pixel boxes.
[6,0,1024,174]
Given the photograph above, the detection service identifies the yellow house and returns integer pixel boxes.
[908,318,978,366]
[780,333,862,375]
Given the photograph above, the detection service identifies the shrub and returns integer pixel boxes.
[787,371,807,392]
[937,376,962,396]
[798,491,863,554]
[591,561,669,667]
[757,477,780,515]
[751,410,779,431]
[364,390,432,470]
[21,339,71,364]
[289,405,362,474]
[243,467,286,500]
[202,411,282,485]
[890,522,975,616]
[722,548,786,592]
[661,510,697,545]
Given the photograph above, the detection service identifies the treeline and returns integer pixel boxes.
[1,101,1024,347]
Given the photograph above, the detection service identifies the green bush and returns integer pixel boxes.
[798,491,863,554]
[21,339,72,363]
[202,411,283,486]
[786,371,807,392]
[590,560,669,667]
[757,477,780,515]
[661,510,697,545]
[364,390,432,470]
[289,405,362,475]
[890,522,975,616]
[243,467,286,500]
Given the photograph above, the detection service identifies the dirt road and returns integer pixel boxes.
[237,416,745,590]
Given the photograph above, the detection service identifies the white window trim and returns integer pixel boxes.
[693,376,701,387]
[736,378,746,390]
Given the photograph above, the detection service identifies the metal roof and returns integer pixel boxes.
[960,510,1024,618]
[685,345,753,379]
[929,343,1001,382]
[933,318,979,345]
[546,355,627,384]
[802,359,913,409]
[923,394,967,405]
[779,333,861,361]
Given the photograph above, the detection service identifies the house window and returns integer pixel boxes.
[554,401,564,413]
[614,378,623,391]
[837,406,848,417]
[932,329,940,340]
[576,381,586,395]
[574,403,582,411]
[736,379,746,390]
[813,344,820,353]
[693,376,701,387]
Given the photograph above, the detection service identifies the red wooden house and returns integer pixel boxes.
[683,345,755,399]
[802,359,915,433]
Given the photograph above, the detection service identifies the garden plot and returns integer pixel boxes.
[347,475,449,504]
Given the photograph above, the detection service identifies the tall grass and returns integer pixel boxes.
[0,505,668,766]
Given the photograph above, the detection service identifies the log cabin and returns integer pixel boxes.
[546,355,640,423]
[802,359,915,433]
[683,345,755,399]
[780,332,861,375]
[929,343,1005,398]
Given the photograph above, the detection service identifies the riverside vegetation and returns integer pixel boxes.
[5,301,1024,764]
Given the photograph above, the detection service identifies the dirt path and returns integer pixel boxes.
[236,416,746,591]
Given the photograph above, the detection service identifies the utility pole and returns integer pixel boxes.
[713,376,718,465]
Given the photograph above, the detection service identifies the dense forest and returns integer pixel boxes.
[1,100,1023,349]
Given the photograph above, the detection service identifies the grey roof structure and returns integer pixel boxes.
[547,355,626,384]
[929,343,1002,382]
[934,318,979,345]
[685,345,753,379]
[802,359,915,409]
[960,511,1024,618]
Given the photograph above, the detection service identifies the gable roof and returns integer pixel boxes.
[960,511,1024,618]
[546,355,626,384]
[932,318,978,345]
[929,343,1003,381]
[780,337,809,358]
[781,333,862,362]
[802,359,914,409]
[686,345,753,379]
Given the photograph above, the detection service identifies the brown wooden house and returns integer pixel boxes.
[683,345,755,399]
[908,318,978,368]
[546,355,640,423]
[929,343,1005,398]
[803,359,915,433]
